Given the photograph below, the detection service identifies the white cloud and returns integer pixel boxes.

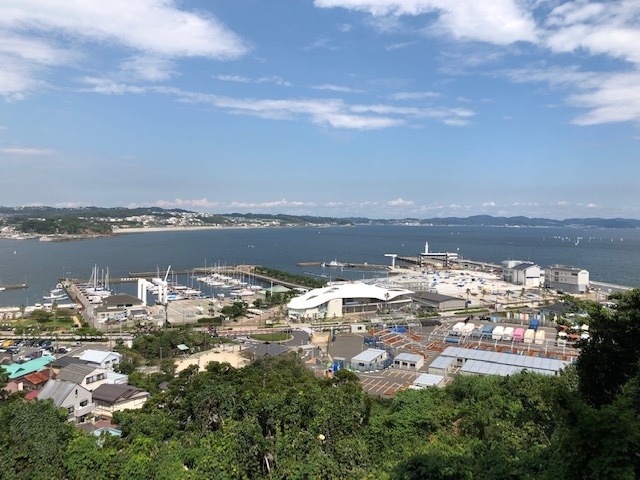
[80,77,148,95]
[545,1,640,64]
[0,1,248,98]
[390,91,440,100]
[0,0,248,59]
[227,199,317,209]
[157,87,470,130]
[314,0,538,45]
[215,74,291,87]
[312,84,364,93]
[503,66,640,126]
[482,202,496,207]
[387,198,414,206]
[120,56,177,82]
[0,147,56,155]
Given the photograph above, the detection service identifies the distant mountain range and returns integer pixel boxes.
[1,206,638,231]
[226,213,640,229]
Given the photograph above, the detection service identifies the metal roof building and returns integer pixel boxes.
[428,346,570,378]
[393,352,424,370]
[412,373,446,389]
[350,348,389,372]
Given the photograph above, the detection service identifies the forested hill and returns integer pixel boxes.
[2,291,640,479]
[1,206,639,234]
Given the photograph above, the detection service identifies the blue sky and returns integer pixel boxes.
[1,0,639,220]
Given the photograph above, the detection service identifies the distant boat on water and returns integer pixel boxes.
[325,259,345,267]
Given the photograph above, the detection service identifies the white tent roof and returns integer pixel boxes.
[287,282,413,310]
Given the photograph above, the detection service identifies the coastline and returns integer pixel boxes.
[112,225,242,234]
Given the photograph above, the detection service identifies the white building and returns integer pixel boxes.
[55,364,110,392]
[544,264,589,294]
[350,348,389,372]
[287,282,413,321]
[37,379,95,422]
[393,352,424,371]
[79,350,122,370]
[411,373,445,389]
[502,261,542,287]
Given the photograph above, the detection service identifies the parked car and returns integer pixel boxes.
[55,347,69,354]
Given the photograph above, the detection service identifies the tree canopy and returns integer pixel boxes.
[2,289,640,478]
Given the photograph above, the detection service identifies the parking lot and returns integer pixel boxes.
[0,337,106,362]
[357,369,422,397]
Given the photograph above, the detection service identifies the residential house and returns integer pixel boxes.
[2,356,55,381]
[37,379,95,422]
[78,349,122,370]
[21,369,52,391]
[92,384,149,419]
[56,364,110,392]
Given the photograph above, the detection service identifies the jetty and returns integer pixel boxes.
[0,283,28,290]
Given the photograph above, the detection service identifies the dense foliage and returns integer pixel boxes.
[254,266,327,289]
[1,290,640,478]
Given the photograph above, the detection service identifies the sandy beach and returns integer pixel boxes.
[112,225,265,234]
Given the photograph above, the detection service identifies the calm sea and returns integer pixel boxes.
[1,225,639,307]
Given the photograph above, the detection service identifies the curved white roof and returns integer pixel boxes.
[287,282,413,310]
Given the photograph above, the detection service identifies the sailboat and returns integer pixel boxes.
[81,265,112,298]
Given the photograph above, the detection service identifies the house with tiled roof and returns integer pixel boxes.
[21,369,52,391]
[37,379,95,422]
[92,383,149,419]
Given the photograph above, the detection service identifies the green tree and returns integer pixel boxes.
[575,289,640,407]
[0,399,75,479]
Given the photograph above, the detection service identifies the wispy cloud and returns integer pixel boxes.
[0,147,56,155]
[312,84,364,93]
[141,86,475,130]
[120,56,177,82]
[215,74,291,86]
[390,91,440,101]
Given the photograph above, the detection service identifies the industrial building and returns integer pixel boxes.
[428,346,570,378]
[502,261,542,287]
[544,265,589,294]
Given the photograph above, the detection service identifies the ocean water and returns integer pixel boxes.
[0,225,639,307]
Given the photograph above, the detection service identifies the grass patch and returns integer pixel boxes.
[249,332,291,342]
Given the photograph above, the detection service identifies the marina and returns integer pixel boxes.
[0,225,639,311]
